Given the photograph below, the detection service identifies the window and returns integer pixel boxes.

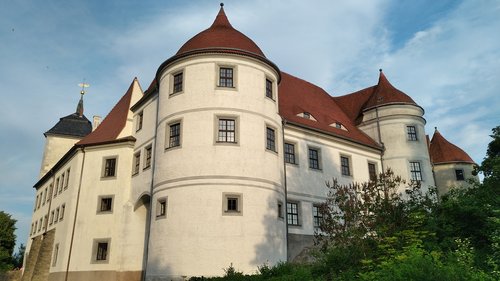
[53,183,57,198]
[313,205,323,228]
[303,112,311,119]
[219,67,233,87]
[410,161,423,181]
[217,118,236,143]
[308,148,321,170]
[277,201,284,219]
[54,208,59,224]
[42,189,47,206]
[455,169,465,181]
[34,221,38,233]
[266,127,276,152]
[156,197,167,218]
[173,72,183,93]
[168,123,181,148]
[37,193,42,209]
[99,197,113,213]
[266,79,273,99]
[60,204,65,221]
[103,157,117,177]
[43,215,47,230]
[48,184,53,202]
[136,111,143,131]
[284,143,296,164]
[340,156,351,176]
[92,239,111,263]
[50,211,54,225]
[223,193,242,215]
[61,173,65,191]
[133,152,140,175]
[38,218,42,231]
[144,146,152,169]
[52,244,59,267]
[368,162,377,181]
[407,126,417,141]
[287,202,300,226]
[64,168,70,189]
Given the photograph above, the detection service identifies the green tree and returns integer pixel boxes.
[0,211,17,272]
[479,125,500,183]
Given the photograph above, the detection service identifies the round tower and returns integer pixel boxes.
[358,70,435,189]
[429,128,478,195]
[147,5,285,279]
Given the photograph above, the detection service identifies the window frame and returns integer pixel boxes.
[222,193,243,216]
[172,71,183,94]
[340,155,352,177]
[265,78,274,100]
[215,116,239,145]
[91,238,111,264]
[277,201,284,219]
[156,197,167,219]
[407,125,418,141]
[266,126,277,152]
[133,151,140,175]
[52,243,59,267]
[368,162,377,182]
[287,201,300,226]
[455,169,465,181]
[313,204,323,228]
[409,161,423,181]
[59,204,65,221]
[102,156,118,178]
[308,147,321,170]
[218,66,234,88]
[143,145,152,170]
[284,142,297,164]
[167,121,182,149]
[64,168,70,189]
[97,195,114,214]
[136,111,143,132]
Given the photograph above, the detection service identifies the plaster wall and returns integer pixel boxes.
[433,163,478,195]
[39,135,80,178]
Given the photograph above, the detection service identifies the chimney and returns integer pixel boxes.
[93,115,102,131]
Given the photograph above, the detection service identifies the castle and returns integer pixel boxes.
[22,4,477,281]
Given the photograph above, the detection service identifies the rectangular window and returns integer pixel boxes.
[38,218,42,231]
[64,168,70,189]
[144,146,152,169]
[53,183,57,198]
[266,79,273,99]
[407,126,417,141]
[37,193,42,209]
[133,152,140,175]
[42,189,47,206]
[136,111,143,131]
[313,205,323,228]
[308,148,320,170]
[410,161,423,181]
[455,169,465,181]
[99,197,113,213]
[219,67,233,87]
[173,72,183,93]
[96,242,108,261]
[287,202,299,226]
[169,123,181,148]
[266,127,276,151]
[284,143,296,164]
[48,184,53,202]
[368,162,377,181]
[61,173,65,191]
[156,198,167,218]
[217,119,236,143]
[103,158,117,177]
[341,156,351,176]
[223,193,242,215]
[52,244,59,267]
[54,208,59,224]
[60,204,65,221]
[50,211,54,225]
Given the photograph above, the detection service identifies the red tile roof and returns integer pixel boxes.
[335,70,418,124]
[77,79,138,146]
[429,129,475,164]
[278,72,381,149]
[176,5,265,58]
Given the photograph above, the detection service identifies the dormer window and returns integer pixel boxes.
[303,112,310,119]
[330,122,347,131]
[297,112,317,121]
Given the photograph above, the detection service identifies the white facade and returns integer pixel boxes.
[23,5,474,281]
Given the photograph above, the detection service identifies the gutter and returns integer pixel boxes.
[281,118,289,261]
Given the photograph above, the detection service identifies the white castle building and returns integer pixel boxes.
[23,4,477,281]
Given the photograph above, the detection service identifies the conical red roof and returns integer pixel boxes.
[176,5,265,57]
[364,70,416,109]
[429,129,475,164]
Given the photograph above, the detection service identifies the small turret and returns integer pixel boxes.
[39,85,92,177]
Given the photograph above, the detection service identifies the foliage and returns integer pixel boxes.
[12,244,24,269]
[0,211,17,272]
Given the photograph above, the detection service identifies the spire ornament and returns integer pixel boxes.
[76,81,90,117]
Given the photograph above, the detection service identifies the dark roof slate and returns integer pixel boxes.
[44,113,92,138]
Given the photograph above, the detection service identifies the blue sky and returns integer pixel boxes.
[1,0,499,251]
